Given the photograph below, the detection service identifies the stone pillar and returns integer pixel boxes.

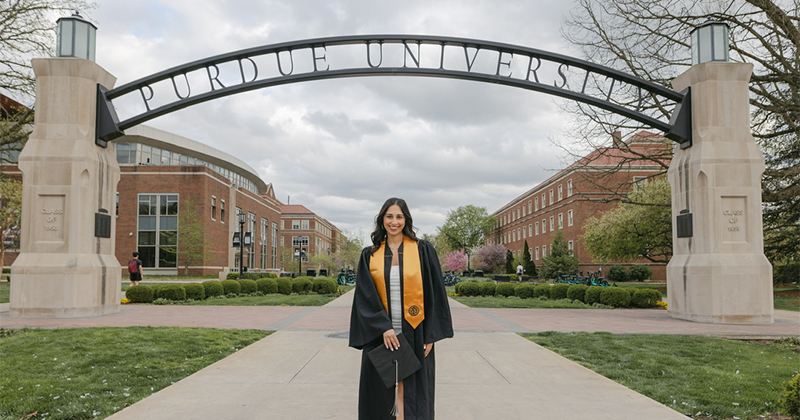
[667,62,773,324]
[10,58,121,318]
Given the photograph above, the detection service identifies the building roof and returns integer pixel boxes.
[280,204,315,215]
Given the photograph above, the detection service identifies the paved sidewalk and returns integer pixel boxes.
[1,292,797,419]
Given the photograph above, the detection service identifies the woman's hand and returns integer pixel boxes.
[383,329,400,351]
[424,343,433,357]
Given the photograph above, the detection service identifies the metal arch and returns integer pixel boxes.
[96,34,691,147]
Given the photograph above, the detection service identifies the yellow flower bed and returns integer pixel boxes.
[121,298,131,304]
[656,301,668,309]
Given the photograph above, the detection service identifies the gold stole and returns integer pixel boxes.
[369,236,425,329]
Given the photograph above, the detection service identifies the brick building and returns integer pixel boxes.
[490,131,671,280]
[279,204,340,273]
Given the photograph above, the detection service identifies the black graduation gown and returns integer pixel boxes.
[349,239,454,420]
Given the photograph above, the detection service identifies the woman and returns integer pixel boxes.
[349,198,454,420]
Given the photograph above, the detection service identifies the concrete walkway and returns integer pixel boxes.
[1,292,798,420]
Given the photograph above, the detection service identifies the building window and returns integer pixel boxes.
[567,179,573,196]
[549,189,554,205]
[558,185,563,201]
[558,213,563,229]
[542,245,547,257]
[301,220,309,230]
[528,200,532,213]
[211,196,217,220]
[535,222,539,235]
[541,193,546,207]
[137,194,178,268]
[248,213,256,269]
[549,216,554,231]
[293,236,309,261]
[523,226,527,239]
[261,218,269,269]
[517,228,521,241]
[115,193,119,217]
[271,222,279,268]
[512,231,516,242]
[542,219,547,233]
[535,247,539,260]
[292,220,300,230]
[568,210,573,227]
[568,240,574,254]
[528,224,532,237]
[220,200,225,222]
[280,220,284,230]
[535,197,539,211]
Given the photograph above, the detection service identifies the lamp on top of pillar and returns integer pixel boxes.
[690,18,729,65]
[56,11,97,61]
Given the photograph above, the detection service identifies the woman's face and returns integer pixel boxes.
[383,204,406,240]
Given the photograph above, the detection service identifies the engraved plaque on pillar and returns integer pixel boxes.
[38,194,66,243]
[720,196,747,243]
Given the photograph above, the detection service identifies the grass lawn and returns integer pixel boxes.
[183,293,341,306]
[0,282,7,304]
[526,332,799,419]
[452,295,602,309]
[0,327,270,420]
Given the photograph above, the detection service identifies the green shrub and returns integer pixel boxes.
[221,279,241,295]
[607,265,630,282]
[479,282,497,297]
[566,284,589,303]
[495,282,516,297]
[202,280,224,297]
[623,287,637,298]
[256,278,278,294]
[126,285,154,303]
[506,274,517,281]
[514,283,535,299]
[774,262,800,285]
[226,272,239,280]
[454,282,463,295]
[158,284,186,301]
[276,278,292,295]
[631,288,662,307]
[459,282,480,297]
[292,277,313,294]
[781,372,800,419]
[313,277,338,294]
[628,265,652,281]
[183,283,206,300]
[549,283,570,300]
[533,284,550,298]
[600,287,632,307]
[239,279,258,294]
[585,286,605,305]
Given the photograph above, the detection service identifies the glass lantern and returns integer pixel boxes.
[56,12,97,61]
[690,19,729,65]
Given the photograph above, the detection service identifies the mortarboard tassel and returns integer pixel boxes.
[390,360,399,417]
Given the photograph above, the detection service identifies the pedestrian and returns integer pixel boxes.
[516,263,524,281]
[128,252,142,287]
[349,197,454,420]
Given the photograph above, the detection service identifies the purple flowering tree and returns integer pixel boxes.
[475,244,507,273]
[442,249,468,273]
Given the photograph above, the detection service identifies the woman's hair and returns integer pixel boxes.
[370,197,418,251]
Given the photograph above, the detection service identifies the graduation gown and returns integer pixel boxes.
[349,239,454,420]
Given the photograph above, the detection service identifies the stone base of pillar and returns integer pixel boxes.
[667,253,773,324]
[10,253,121,318]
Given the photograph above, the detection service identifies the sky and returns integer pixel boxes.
[87,0,585,240]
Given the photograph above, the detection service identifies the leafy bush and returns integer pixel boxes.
[631,289,661,308]
[774,262,800,285]
[507,274,518,281]
[226,272,239,280]
[479,282,497,297]
[158,284,186,301]
[183,283,205,300]
[549,283,570,300]
[256,278,278,294]
[126,285,154,303]
[203,280,224,297]
[607,265,630,282]
[623,287,638,298]
[514,283,535,299]
[566,284,589,303]
[239,279,258,294]
[459,282,481,297]
[781,372,800,419]
[600,287,632,307]
[221,280,241,295]
[533,284,550,298]
[313,277,338,294]
[628,265,653,281]
[292,277,313,294]
[276,278,292,295]
[585,286,605,305]
[495,282,516,297]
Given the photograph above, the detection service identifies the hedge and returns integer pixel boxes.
[631,288,662,308]
[157,284,186,301]
[600,287,631,307]
[479,282,497,297]
[459,282,481,297]
[607,265,629,282]
[628,265,652,281]
[585,286,604,305]
[276,278,292,295]
[203,280,224,297]
[549,283,570,300]
[292,277,313,294]
[566,284,589,303]
[533,284,550,298]
[183,283,205,300]
[514,283,535,299]
[313,277,338,294]
[256,278,278,294]
[239,279,258,294]
[221,280,241,295]
[126,285,154,303]
[495,282,516,297]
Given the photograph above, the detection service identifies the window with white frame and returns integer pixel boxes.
[534,197,539,211]
[568,210,573,226]
[523,226,527,238]
[535,222,539,235]
[558,185,563,201]
[220,200,225,222]
[301,220,309,230]
[528,200,532,213]
[549,216,554,231]
[568,240,574,254]
[211,196,217,220]
[542,219,547,233]
[549,189,554,205]
[567,179,573,196]
[541,193,546,207]
[528,224,532,237]
[292,220,300,230]
[542,245,547,257]
[535,247,539,260]
[558,213,563,229]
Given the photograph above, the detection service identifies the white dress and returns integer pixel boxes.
[389,265,402,333]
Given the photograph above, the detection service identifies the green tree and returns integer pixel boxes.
[309,253,337,275]
[177,199,209,275]
[505,249,514,274]
[0,176,22,275]
[0,104,32,164]
[582,178,672,264]
[331,231,363,270]
[437,205,496,271]
[541,230,580,279]
[523,240,536,276]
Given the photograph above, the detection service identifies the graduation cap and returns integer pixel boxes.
[367,334,422,417]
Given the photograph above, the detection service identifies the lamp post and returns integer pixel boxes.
[690,19,730,65]
[238,211,246,279]
[56,11,97,61]
[294,246,306,275]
